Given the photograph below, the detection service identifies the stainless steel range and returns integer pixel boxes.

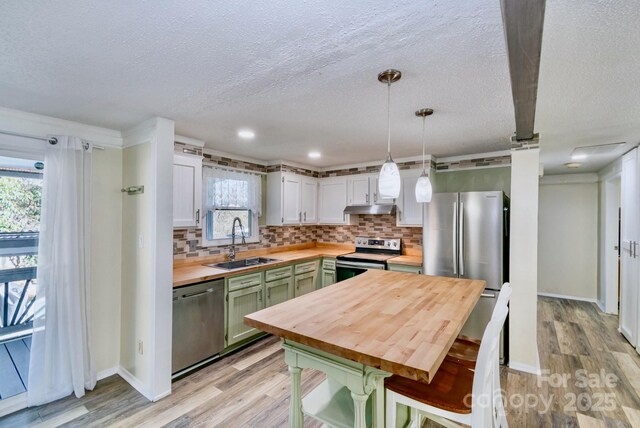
[336,237,402,282]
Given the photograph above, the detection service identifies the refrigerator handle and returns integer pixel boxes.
[459,202,464,276]
[453,201,458,275]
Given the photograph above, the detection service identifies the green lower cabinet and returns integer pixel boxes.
[294,271,317,297]
[265,277,293,307]
[322,269,336,287]
[387,263,423,274]
[227,283,264,347]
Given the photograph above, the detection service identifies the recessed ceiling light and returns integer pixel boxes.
[308,151,321,159]
[571,154,588,161]
[564,162,582,169]
[237,130,255,139]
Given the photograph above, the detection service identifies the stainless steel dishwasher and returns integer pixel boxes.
[172,279,225,373]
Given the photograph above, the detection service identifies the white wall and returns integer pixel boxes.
[91,148,123,375]
[509,148,540,374]
[538,175,599,300]
[120,141,153,387]
[120,117,174,401]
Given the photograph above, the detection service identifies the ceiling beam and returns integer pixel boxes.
[501,0,546,141]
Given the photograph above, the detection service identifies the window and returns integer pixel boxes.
[202,166,262,246]
[207,209,251,240]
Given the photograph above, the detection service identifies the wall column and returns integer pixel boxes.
[509,147,541,374]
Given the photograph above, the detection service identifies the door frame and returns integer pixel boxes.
[602,173,621,314]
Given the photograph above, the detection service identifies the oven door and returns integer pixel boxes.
[335,260,385,282]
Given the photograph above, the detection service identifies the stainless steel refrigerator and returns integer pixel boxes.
[424,191,509,362]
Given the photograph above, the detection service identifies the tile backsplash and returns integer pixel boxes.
[315,215,422,249]
[174,215,421,259]
[174,225,318,259]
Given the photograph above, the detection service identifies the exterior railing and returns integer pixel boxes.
[0,267,37,343]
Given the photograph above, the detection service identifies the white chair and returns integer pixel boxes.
[386,304,509,428]
[446,282,512,368]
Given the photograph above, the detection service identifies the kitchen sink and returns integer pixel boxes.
[206,257,280,270]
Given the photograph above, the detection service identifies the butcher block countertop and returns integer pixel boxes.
[386,255,422,266]
[245,270,485,383]
[173,245,354,287]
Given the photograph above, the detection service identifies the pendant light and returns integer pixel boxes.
[415,108,434,203]
[377,69,402,199]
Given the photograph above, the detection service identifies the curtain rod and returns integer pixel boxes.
[0,129,105,150]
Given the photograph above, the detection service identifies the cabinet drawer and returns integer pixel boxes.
[322,258,336,270]
[265,265,293,282]
[228,272,263,291]
[295,261,318,275]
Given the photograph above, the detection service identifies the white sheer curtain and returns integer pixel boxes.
[203,166,262,213]
[28,136,96,406]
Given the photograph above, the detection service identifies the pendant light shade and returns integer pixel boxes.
[380,155,401,198]
[377,69,402,199]
[414,108,434,203]
[415,172,433,203]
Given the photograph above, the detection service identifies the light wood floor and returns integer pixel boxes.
[1,297,640,427]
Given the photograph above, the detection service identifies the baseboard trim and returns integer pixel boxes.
[0,393,27,418]
[118,366,152,401]
[97,366,119,381]
[509,361,541,376]
[597,300,606,313]
[537,292,598,304]
[152,389,172,402]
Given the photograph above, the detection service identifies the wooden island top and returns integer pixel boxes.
[245,269,485,383]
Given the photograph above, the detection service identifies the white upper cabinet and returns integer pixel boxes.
[267,172,318,225]
[301,178,318,223]
[396,169,423,227]
[282,174,302,224]
[346,174,395,206]
[348,175,371,205]
[318,178,348,224]
[173,153,203,228]
[371,176,395,205]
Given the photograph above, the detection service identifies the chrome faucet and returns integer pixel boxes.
[229,217,246,261]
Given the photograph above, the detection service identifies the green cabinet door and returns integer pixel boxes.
[294,271,317,297]
[227,284,264,347]
[266,277,293,308]
[322,269,336,287]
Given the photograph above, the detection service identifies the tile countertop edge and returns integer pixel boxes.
[173,247,354,288]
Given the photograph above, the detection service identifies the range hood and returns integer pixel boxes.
[343,204,396,215]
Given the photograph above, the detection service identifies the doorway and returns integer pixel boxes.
[0,155,43,408]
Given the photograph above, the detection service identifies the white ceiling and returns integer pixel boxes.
[0,1,638,172]
[537,0,640,174]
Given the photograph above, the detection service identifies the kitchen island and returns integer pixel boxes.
[245,269,485,428]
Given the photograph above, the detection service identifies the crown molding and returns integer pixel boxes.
[175,134,205,147]
[202,147,267,166]
[0,106,123,148]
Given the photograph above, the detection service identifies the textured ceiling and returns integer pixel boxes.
[0,1,637,172]
[0,0,513,167]
[537,0,640,174]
